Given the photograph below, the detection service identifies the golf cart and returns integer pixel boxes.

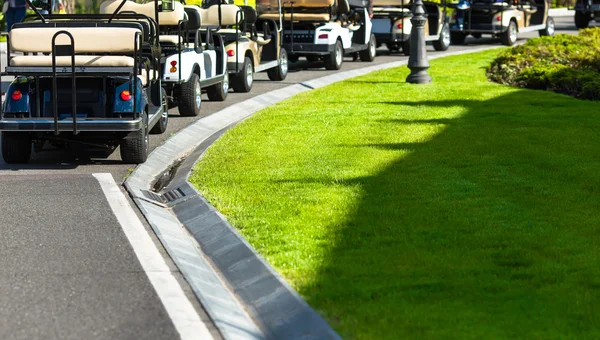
[448,0,555,45]
[259,0,376,70]
[371,0,451,55]
[202,2,288,93]
[0,0,169,164]
[99,0,230,117]
[572,0,600,28]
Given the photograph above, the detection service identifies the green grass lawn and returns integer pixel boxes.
[191,49,600,339]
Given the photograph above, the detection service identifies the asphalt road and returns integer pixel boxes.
[0,16,577,339]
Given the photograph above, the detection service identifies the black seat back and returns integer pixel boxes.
[240,5,257,34]
[184,7,202,30]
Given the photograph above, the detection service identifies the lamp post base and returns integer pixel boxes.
[406,69,432,84]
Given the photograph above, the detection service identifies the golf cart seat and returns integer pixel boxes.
[185,4,214,27]
[521,1,538,13]
[100,0,185,24]
[203,4,246,34]
[259,0,347,22]
[373,0,411,6]
[7,25,155,84]
[471,0,511,6]
[100,0,186,45]
[239,6,272,45]
[372,0,411,14]
[259,12,331,22]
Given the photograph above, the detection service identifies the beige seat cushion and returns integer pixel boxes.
[373,0,411,6]
[256,36,271,46]
[259,12,330,22]
[159,35,183,44]
[99,0,186,26]
[205,4,243,26]
[217,28,243,34]
[258,0,334,8]
[184,5,212,28]
[10,55,135,67]
[10,27,140,53]
[373,7,410,12]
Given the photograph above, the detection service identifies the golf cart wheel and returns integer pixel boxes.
[178,72,202,116]
[433,23,451,51]
[1,132,32,164]
[150,88,168,134]
[575,11,590,29]
[450,32,466,45]
[401,40,410,56]
[267,47,288,81]
[359,34,377,62]
[231,57,253,93]
[325,40,343,70]
[121,111,149,164]
[207,69,229,101]
[539,16,555,36]
[501,20,518,46]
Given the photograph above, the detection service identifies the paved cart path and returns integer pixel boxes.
[0,17,577,338]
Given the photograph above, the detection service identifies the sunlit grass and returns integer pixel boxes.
[191,49,600,339]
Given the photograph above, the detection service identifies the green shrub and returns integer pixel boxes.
[487,28,600,100]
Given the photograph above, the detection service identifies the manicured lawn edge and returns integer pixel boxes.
[192,48,600,339]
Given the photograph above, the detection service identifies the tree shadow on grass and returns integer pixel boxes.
[299,89,600,339]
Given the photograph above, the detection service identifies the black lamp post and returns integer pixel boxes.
[406,0,432,84]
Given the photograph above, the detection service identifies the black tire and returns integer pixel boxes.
[150,89,168,135]
[324,40,343,70]
[359,34,376,62]
[386,42,400,52]
[575,11,590,29]
[1,132,32,164]
[401,39,410,56]
[178,72,202,116]
[288,54,299,63]
[450,31,466,45]
[267,47,288,81]
[539,16,555,36]
[500,20,518,46]
[207,69,229,101]
[433,23,451,51]
[231,57,253,93]
[120,112,148,164]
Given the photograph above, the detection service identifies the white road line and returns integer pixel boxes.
[93,173,213,340]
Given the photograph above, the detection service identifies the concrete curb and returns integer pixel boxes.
[124,45,506,340]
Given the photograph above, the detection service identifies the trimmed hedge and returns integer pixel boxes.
[487,29,600,100]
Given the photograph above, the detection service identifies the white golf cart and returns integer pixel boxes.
[260,0,376,70]
[100,0,230,116]
[204,2,289,92]
[371,0,451,55]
